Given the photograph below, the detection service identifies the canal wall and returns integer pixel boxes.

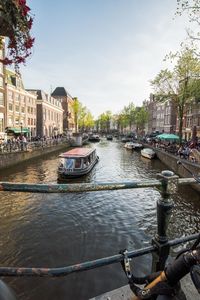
[154,148,200,191]
[0,143,70,170]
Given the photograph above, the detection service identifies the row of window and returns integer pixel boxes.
[7,117,36,127]
[48,97,62,108]
[8,91,36,104]
[43,109,62,122]
[8,103,36,114]
[28,118,36,126]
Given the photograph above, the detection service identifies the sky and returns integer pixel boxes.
[19,0,192,118]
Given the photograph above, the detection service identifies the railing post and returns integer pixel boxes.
[151,170,179,272]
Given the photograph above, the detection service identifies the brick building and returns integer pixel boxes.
[51,87,75,133]
[28,90,63,138]
[145,94,177,134]
[5,70,37,138]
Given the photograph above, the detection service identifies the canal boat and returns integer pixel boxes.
[88,134,100,142]
[132,142,143,150]
[57,148,99,180]
[106,135,113,140]
[141,148,156,159]
[124,142,135,149]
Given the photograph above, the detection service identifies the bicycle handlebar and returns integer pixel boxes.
[131,248,200,300]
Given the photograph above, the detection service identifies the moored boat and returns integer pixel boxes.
[106,135,113,140]
[141,148,156,159]
[57,148,99,180]
[132,142,143,150]
[124,142,135,149]
[88,134,100,142]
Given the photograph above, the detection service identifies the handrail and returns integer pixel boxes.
[0,171,199,280]
[0,177,198,193]
[0,233,198,277]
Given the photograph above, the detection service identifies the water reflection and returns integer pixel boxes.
[0,139,199,300]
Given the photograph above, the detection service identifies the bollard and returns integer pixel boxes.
[151,170,179,272]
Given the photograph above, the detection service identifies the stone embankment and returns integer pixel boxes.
[154,148,200,191]
[0,142,70,170]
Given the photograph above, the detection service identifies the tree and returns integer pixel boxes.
[151,48,200,143]
[176,0,200,53]
[79,105,87,131]
[84,111,94,130]
[116,113,128,133]
[98,111,112,133]
[123,102,136,130]
[135,107,148,136]
[72,97,81,133]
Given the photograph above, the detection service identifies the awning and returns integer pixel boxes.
[6,127,30,134]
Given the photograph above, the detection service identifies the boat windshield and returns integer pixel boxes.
[74,158,82,169]
[64,158,74,169]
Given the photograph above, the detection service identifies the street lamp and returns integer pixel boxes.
[20,121,23,136]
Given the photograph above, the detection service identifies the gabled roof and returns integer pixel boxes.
[51,87,73,99]
[26,89,47,100]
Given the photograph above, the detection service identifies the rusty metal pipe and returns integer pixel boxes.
[0,178,197,193]
[0,233,198,277]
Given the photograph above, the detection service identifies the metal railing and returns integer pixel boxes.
[0,137,67,154]
[0,170,199,277]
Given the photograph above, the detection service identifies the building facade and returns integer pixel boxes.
[145,94,177,134]
[28,90,63,138]
[179,100,200,141]
[6,69,37,138]
[51,87,75,133]
[0,41,6,133]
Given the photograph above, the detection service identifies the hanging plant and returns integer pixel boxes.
[0,0,34,71]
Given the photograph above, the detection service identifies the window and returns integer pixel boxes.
[15,94,20,102]
[0,92,4,106]
[65,159,74,169]
[0,63,3,74]
[15,118,19,124]
[15,105,19,112]
[0,76,3,87]
[8,91,13,101]
[75,159,82,169]
[9,103,13,111]
[21,106,25,113]
[8,117,13,126]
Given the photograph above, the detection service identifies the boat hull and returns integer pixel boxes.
[57,157,99,180]
[141,149,155,159]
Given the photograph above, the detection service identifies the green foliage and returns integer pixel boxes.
[72,97,94,132]
[151,47,200,141]
[97,111,112,132]
[135,107,148,131]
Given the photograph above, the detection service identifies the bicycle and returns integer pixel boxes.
[120,235,200,300]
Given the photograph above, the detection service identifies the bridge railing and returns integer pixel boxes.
[0,170,199,277]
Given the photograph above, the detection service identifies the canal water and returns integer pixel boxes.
[0,139,199,300]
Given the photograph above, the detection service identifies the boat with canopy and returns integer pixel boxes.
[57,148,99,180]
